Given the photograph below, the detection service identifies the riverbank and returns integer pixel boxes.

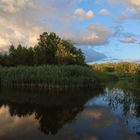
[0,63,137,89]
[0,65,103,89]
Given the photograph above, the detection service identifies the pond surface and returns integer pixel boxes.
[0,83,140,140]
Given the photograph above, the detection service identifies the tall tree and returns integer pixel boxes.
[0,32,85,66]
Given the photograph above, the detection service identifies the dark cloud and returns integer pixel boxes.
[77,46,107,63]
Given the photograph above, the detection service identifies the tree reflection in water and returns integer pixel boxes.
[102,86,140,133]
[0,87,103,135]
[0,82,140,139]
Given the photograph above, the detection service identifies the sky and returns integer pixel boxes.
[0,0,140,63]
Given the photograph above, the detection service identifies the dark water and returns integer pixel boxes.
[0,83,140,140]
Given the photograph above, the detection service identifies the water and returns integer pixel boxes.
[0,83,140,140]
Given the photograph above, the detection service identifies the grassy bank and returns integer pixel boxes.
[0,63,135,89]
[90,62,137,83]
[0,65,102,89]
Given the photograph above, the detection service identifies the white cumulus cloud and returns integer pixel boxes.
[66,23,112,46]
[74,8,94,19]
[99,8,110,15]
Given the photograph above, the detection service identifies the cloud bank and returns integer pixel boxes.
[0,0,139,57]
[0,0,113,51]
[108,0,140,21]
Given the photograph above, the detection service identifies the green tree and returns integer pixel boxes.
[35,32,58,64]
[56,40,85,65]
[0,32,85,66]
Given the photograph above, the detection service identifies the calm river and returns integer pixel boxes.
[0,82,140,140]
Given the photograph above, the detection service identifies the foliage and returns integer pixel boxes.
[0,65,101,89]
[134,65,140,84]
[0,32,85,66]
[91,62,138,74]
[0,87,103,135]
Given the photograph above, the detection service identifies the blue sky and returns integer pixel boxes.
[0,0,140,62]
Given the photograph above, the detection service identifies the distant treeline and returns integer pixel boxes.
[0,32,85,66]
[91,62,138,73]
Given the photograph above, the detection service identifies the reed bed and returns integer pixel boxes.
[0,65,100,89]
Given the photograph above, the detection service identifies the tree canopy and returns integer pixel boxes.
[0,32,85,66]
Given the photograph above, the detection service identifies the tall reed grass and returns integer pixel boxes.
[0,65,100,89]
